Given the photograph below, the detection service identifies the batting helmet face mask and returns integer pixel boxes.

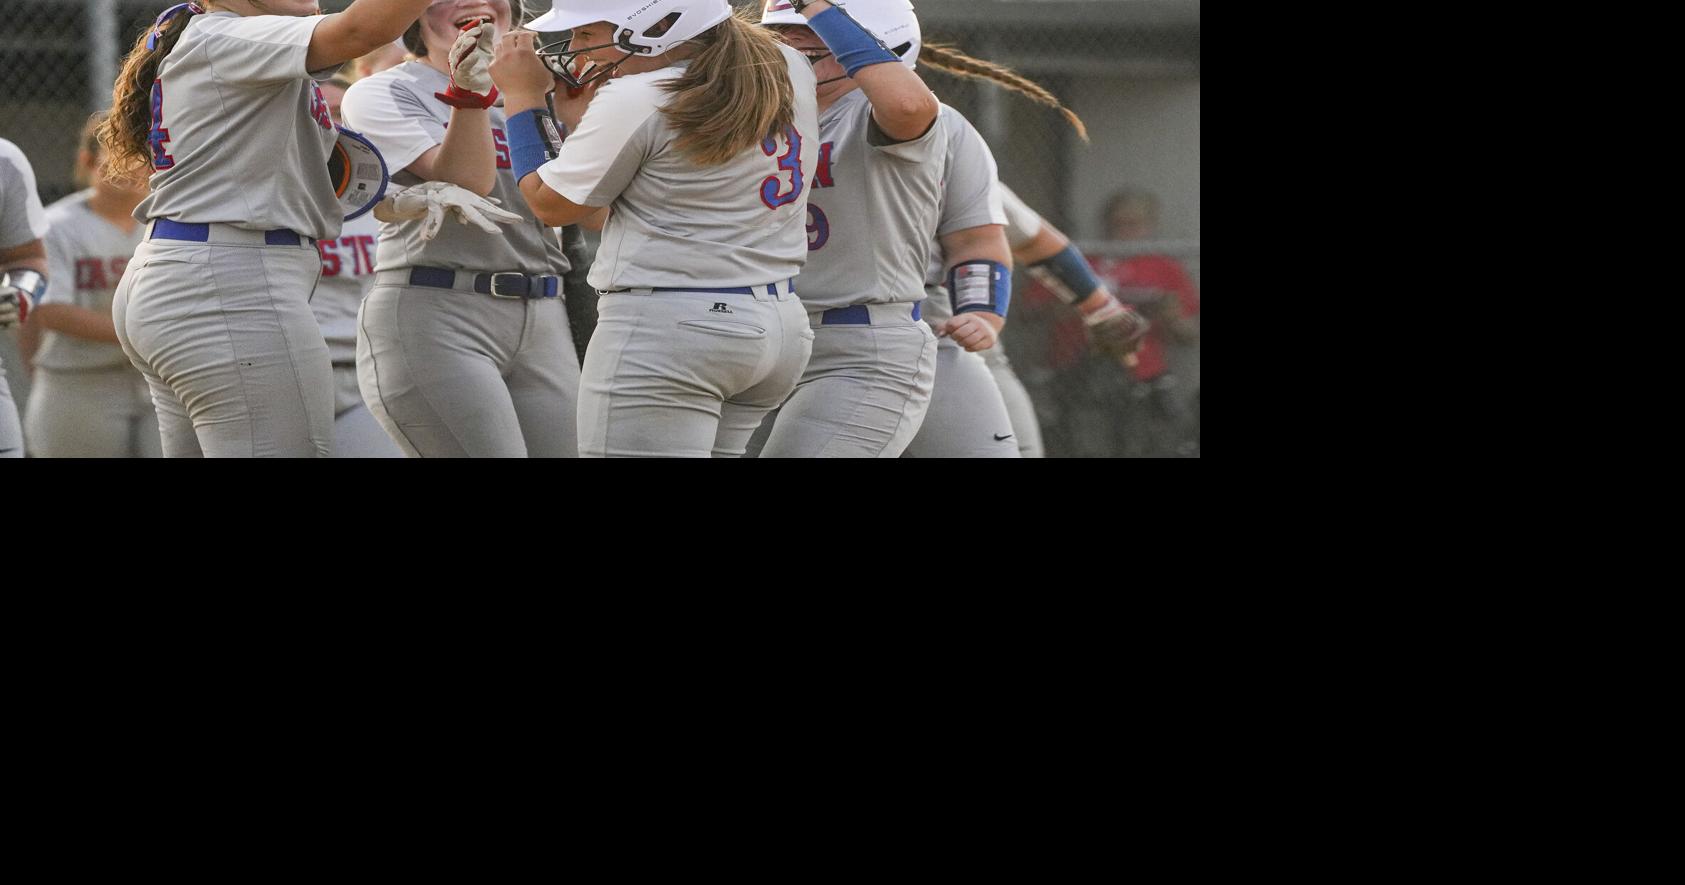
[527,0,732,89]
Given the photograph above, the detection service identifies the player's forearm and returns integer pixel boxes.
[1,240,48,275]
[578,206,608,232]
[1012,224,1069,266]
[801,1,937,141]
[517,175,595,227]
[31,304,119,344]
[422,109,497,196]
[309,0,433,71]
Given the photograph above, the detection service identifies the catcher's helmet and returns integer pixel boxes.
[760,0,922,69]
[529,0,732,87]
[328,127,389,221]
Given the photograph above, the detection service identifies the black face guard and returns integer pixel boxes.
[537,34,634,89]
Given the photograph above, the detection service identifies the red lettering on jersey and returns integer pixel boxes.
[75,258,109,291]
[316,238,342,276]
[310,85,334,131]
[815,142,835,189]
[111,257,128,279]
[356,236,378,274]
[493,128,512,169]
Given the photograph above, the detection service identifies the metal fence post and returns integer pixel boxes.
[88,0,118,111]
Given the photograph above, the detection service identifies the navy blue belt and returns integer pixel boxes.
[149,219,309,246]
[405,266,560,299]
[820,302,922,325]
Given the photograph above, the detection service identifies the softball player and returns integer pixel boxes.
[491,0,819,458]
[99,0,437,458]
[344,0,579,458]
[20,115,159,458]
[901,109,1017,459]
[993,182,1150,458]
[757,0,1013,459]
[312,74,403,458]
[0,138,51,459]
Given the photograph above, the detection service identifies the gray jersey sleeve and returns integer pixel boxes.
[0,140,48,248]
[934,108,1003,237]
[194,13,325,86]
[342,71,445,175]
[538,77,664,207]
[996,181,1044,249]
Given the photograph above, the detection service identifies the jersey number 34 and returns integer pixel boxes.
[759,126,805,211]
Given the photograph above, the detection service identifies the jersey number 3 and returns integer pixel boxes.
[759,126,805,210]
[149,81,175,170]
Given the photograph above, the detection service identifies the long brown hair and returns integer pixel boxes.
[660,7,796,166]
[99,5,205,183]
[919,41,1089,142]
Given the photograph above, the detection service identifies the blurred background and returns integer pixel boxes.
[0,0,1199,457]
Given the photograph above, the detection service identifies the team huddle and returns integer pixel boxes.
[0,0,1149,459]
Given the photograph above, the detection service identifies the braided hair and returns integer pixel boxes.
[919,41,1089,142]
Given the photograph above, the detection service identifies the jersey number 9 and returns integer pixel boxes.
[759,126,805,211]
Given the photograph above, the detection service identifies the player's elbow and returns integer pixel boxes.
[879,93,939,141]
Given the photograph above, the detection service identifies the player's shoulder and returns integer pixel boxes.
[937,103,982,137]
[774,42,815,82]
[583,68,675,133]
[186,10,313,43]
[43,189,95,225]
[599,64,680,105]
[346,61,428,98]
[0,138,32,174]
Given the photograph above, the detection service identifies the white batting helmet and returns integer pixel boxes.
[527,0,731,56]
[760,0,922,68]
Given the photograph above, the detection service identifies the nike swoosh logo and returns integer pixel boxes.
[994,434,1014,442]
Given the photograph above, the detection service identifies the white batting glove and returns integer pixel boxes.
[451,20,497,95]
[0,294,20,328]
[374,181,524,242]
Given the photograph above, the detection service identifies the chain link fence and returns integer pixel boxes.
[1,0,1198,457]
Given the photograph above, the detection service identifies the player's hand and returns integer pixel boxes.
[434,19,500,108]
[0,291,22,329]
[375,181,524,241]
[0,272,36,328]
[490,30,555,105]
[451,19,497,94]
[550,68,604,131]
[1079,292,1150,361]
[938,312,1002,352]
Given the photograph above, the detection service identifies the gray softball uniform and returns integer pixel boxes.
[310,210,400,457]
[1,139,49,458]
[755,88,948,459]
[982,181,1048,458]
[113,11,344,457]
[344,61,580,458]
[23,191,157,457]
[536,45,819,458]
[903,107,1016,459]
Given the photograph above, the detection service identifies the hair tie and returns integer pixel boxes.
[146,3,204,50]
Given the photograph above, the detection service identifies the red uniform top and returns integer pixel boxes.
[1023,253,1198,379]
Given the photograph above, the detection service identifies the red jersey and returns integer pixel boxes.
[1022,252,1199,379]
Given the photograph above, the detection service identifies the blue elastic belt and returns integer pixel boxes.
[149,219,307,246]
[821,302,922,325]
